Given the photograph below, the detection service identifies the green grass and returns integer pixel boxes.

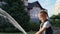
[0,32,36,34]
[0,31,36,34]
[18,31,36,34]
[0,31,60,34]
[27,31,36,34]
[0,33,22,34]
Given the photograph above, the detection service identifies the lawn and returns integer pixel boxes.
[0,31,60,34]
[0,31,36,34]
[19,31,36,34]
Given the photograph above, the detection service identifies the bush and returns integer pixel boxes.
[50,19,60,27]
[29,22,40,31]
[0,0,30,32]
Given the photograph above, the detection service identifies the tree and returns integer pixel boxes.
[50,14,60,27]
[50,13,60,19]
[0,0,30,32]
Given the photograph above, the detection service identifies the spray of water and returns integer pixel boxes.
[0,8,27,34]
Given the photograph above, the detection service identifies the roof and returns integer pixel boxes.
[27,1,44,10]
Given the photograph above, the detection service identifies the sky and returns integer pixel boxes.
[28,0,56,17]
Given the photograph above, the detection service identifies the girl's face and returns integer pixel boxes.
[38,13,47,22]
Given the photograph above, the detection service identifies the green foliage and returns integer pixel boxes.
[50,19,60,27]
[0,0,30,32]
[0,0,40,32]
[50,14,60,27]
[50,13,60,19]
[29,22,40,31]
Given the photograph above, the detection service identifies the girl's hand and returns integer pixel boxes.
[36,31,40,34]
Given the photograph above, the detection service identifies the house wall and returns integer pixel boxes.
[24,0,28,6]
[29,7,41,22]
[21,0,28,12]
[22,0,28,6]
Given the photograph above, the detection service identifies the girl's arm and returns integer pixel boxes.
[36,21,50,34]
[36,26,46,34]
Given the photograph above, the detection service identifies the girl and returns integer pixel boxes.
[36,10,53,34]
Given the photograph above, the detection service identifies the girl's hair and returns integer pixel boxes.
[40,10,48,16]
